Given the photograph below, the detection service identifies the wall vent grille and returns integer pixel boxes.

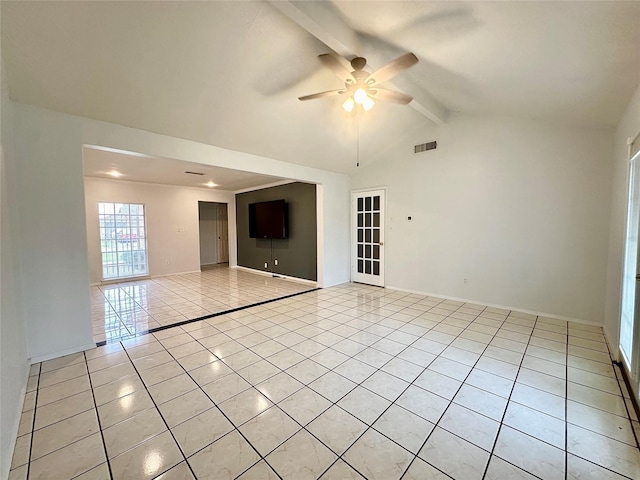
[414,141,437,154]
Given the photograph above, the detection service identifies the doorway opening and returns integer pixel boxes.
[198,201,229,269]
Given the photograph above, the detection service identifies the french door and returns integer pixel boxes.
[352,189,385,287]
[620,143,640,401]
[98,202,148,280]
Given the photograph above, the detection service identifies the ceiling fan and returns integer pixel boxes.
[298,52,418,112]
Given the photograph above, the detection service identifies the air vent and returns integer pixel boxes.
[414,141,437,154]
[184,171,205,176]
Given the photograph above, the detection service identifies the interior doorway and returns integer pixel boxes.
[198,201,229,268]
[351,189,385,287]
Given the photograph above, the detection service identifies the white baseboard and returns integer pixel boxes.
[153,270,202,278]
[30,342,97,364]
[233,265,317,287]
[91,270,208,286]
[385,284,602,327]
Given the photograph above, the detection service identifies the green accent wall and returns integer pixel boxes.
[236,182,317,281]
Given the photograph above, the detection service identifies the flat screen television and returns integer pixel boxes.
[249,199,288,239]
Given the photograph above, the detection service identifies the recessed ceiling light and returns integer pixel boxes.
[205,181,217,188]
[107,170,122,178]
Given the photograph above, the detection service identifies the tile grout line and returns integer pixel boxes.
[95,287,319,347]
[17,363,114,478]
[25,364,41,480]
[565,323,638,478]
[610,345,640,449]
[350,299,506,478]
[567,332,637,480]
[83,351,115,480]
[289,294,636,480]
[232,293,542,479]
[152,289,446,478]
[374,302,515,478]
[616,362,640,449]
[479,314,539,480]
[146,334,286,479]
[93,270,313,343]
[565,320,569,480]
[159,300,355,477]
[410,306,522,480]
[371,304,500,480]
[81,285,637,480]
[273,294,475,479]
[119,343,200,479]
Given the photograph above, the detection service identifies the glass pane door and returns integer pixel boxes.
[352,189,384,287]
[620,151,640,399]
[98,202,148,280]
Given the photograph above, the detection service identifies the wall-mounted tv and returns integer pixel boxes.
[249,199,288,239]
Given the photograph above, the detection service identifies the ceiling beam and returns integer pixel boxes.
[268,0,447,125]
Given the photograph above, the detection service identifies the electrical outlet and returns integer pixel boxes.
[463,278,469,284]
[264,262,268,268]
[275,259,278,266]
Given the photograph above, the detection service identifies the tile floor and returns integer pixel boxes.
[10,283,640,479]
[90,265,314,343]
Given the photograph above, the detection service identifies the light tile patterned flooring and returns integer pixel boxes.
[91,265,314,343]
[10,283,640,479]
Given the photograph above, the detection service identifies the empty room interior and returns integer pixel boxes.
[2,1,640,480]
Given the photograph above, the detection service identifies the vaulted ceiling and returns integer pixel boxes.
[2,1,639,176]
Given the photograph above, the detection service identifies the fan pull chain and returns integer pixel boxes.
[356,111,360,168]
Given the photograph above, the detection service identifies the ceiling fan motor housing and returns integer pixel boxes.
[350,57,367,71]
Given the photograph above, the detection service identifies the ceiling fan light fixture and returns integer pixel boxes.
[343,96,355,112]
[362,96,375,112]
[353,88,368,105]
[300,52,417,113]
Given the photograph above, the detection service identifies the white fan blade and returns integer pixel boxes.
[366,53,418,85]
[298,89,347,101]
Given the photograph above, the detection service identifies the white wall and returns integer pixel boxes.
[1,64,29,480]
[10,102,350,361]
[604,84,640,352]
[84,178,236,284]
[11,108,95,362]
[352,113,614,324]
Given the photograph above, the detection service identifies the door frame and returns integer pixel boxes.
[216,203,229,263]
[197,201,229,267]
[620,140,640,402]
[351,187,386,287]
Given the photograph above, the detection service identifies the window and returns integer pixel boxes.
[98,203,148,280]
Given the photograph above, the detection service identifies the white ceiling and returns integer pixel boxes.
[2,1,639,176]
[82,146,286,191]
